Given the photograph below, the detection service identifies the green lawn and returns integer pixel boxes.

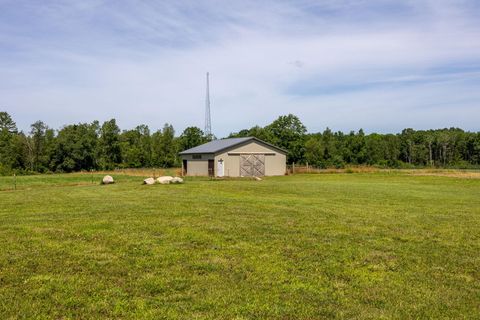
[0,173,479,319]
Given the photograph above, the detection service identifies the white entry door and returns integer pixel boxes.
[217,159,224,177]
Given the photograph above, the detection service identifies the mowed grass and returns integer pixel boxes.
[0,173,479,319]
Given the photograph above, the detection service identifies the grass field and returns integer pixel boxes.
[0,172,479,319]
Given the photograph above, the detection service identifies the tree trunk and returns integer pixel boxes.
[428,142,433,166]
[443,144,448,166]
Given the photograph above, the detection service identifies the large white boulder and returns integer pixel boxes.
[143,177,155,185]
[157,176,174,184]
[171,177,184,184]
[102,175,114,184]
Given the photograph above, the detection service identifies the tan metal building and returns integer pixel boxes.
[179,137,287,177]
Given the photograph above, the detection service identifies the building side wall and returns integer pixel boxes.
[264,153,287,176]
[186,160,209,176]
[214,141,286,177]
[181,153,214,176]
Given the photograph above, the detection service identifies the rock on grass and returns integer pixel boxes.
[102,175,114,184]
[143,177,155,185]
[157,176,173,184]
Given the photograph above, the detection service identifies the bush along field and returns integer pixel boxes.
[0,172,479,319]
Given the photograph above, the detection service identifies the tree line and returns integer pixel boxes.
[0,112,209,175]
[230,114,480,168]
[1,111,479,175]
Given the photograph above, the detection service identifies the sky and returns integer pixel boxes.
[1,0,480,137]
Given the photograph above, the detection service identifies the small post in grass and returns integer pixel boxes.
[91,169,94,184]
[13,173,16,191]
[293,162,295,174]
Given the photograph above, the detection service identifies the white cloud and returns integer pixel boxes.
[1,0,479,135]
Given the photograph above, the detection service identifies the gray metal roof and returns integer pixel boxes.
[179,137,287,155]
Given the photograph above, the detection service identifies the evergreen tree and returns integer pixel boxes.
[0,112,17,133]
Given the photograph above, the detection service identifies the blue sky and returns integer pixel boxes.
[1,0,479,136]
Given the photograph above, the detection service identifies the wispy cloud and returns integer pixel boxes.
[1,0,479,135]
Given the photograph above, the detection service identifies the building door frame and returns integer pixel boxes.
[217,159,224,177]
[208,159,214,176]
[240,154,265,176]
[182,160,187,175]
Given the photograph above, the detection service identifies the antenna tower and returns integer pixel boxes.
[204,72,212,137]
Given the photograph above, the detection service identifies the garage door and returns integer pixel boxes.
[240,154,265,176]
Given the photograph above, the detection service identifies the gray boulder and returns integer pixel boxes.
[102,175,114,184]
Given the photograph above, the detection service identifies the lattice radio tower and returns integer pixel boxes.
[204,72,212,137]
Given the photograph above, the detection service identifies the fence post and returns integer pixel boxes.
[293,162,295,174]
[13,173,16,190]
